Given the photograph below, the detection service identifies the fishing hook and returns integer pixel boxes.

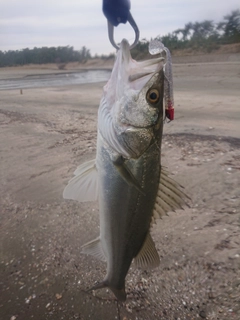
[103,0,140,50]
[107,12,140,50]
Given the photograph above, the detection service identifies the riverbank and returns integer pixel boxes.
[0,57,240,319]
[1,47,240,80]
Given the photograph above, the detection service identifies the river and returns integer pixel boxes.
[0,70,111,90]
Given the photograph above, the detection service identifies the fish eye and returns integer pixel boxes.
[147,89,160,104]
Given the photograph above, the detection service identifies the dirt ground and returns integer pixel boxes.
[0,56,240,320]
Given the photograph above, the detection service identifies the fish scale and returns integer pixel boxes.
[63,39,188,301]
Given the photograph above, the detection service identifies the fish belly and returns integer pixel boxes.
[97,133,161,291]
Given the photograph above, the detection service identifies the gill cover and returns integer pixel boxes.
[98,39,165,159]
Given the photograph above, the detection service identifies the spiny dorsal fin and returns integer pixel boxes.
[152,168,189,224]
[81,237,106,262]
[134,233,160,270]
[63,159,98,202]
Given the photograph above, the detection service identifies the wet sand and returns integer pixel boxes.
[0,57,240,319]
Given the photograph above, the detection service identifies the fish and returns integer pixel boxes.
[63,39,188,301]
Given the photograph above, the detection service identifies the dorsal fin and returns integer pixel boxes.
[152,168,190,224]
[134,233,160,270]
[63,159,98,202]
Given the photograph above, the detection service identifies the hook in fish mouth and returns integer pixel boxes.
[107,12,140,50]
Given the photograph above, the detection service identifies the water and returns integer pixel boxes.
[0,69,111,90]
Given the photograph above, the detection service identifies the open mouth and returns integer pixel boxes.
[119,39,164,91]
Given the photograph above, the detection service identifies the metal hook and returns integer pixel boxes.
[107,12,140,50]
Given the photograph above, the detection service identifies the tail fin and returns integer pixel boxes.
[110,286,126,302]
[88,281,126,302]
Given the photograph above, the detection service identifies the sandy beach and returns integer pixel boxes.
[0,55,240,319]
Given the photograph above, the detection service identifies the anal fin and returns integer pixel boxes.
[134,233,160,270]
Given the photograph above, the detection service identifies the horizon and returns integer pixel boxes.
[1,0,239,55]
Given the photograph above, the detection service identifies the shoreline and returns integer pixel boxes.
[1,50,240,80]
[0,57,240,319]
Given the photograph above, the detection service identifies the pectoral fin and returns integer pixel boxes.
[63,159,98,202]
[81,237,106,262]
[112,156,145,195]
[134,233,160,270]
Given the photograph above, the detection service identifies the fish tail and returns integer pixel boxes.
[88,281,126,301]
[110,286,126,302]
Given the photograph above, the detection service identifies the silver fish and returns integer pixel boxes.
[63,39,187,301]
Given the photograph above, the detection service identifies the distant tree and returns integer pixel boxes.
[184,22,194,40]
[159,33,180,50]
[221,10,240,42]
[0,50,5,67]
[131,38,150,59]
[174,22,193,41]
[1,10,240,68]
[0,45,93,67]
[78,46,91,62]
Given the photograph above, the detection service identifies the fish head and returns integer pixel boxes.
[106,39,164,127]
[102,39,164,158]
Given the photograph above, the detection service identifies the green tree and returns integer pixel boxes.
[222,10,240,42]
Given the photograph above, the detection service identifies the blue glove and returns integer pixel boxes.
[102,0,139,49]
[102,0,131,26]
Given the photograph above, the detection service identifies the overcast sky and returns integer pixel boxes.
[0,0,239,55]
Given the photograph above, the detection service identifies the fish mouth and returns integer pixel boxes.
[119,39,164,91]
[128,72,153,82]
